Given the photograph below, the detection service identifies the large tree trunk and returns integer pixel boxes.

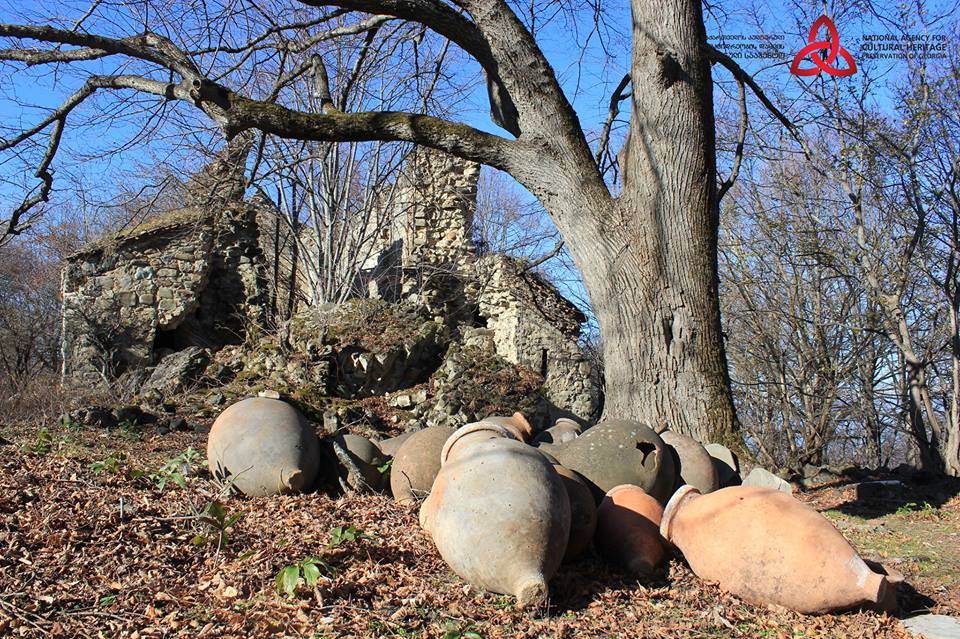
[542,0,738,446]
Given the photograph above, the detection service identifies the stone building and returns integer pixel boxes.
[361,148,600,423]
[60,204,266,386]
[61,146,599,423]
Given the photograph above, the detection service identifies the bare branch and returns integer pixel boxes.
[717,71,747,203]
[595,73,630,174]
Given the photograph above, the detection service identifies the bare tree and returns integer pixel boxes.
[0,0,744,442]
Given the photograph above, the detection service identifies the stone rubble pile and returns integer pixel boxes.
[205,396,905,615]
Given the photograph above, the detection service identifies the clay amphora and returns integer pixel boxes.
[595,485,666,575]
[552,419,676,503]
[420,431,571,605]
[333,433,386,490]
[376,432,412,457]
[660,485,893,614]
[533,418,582,446]
[480,412,534,442]
[660,430,719,494]
[553,464,597,561]
[440,421,517,463]
[390,426,455,505]
[207,397,319,496]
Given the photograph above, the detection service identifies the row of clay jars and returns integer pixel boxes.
[420,422,571,605]
[661,485,896,614]
[550,419,676,503]
[207,397,320,496]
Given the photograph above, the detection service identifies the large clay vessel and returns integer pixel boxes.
[660,485,894,614]
[207,397,319,496]
[389,426,455,505]
[441,420,516,463]
[480,413,534,442]
[595,485,665,575]
[376,432,412,457]
[552,419,676,503]
[553,465,597,561]
[420,429,571,605]
[534,418,582,446]
[660,430,719,494]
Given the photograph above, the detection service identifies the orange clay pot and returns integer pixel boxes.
[480,413,534,442]
[390,426,455,505]
[595,485,665,575]
[660,485,894,614]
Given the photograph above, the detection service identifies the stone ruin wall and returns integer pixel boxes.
[60,146,599,423]
[61,205,266,386]
[473,255,599,423]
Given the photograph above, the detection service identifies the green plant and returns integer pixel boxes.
[90,452,126,475]
[135,447,202,490]
[61,418,83,432]
[895,501,939,518]
[378,459,393,475]
[328,524,370,547]
[31,427,53,454]
[275,555,335,597]
[191,501,244,551]
[441,621,483,639]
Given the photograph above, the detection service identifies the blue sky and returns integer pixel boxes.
[0,0,955,323]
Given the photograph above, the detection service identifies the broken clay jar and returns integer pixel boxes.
[661,485,895,614]
[389,426,455,505]
[479,412,534,442]
[595,485,666,575]
[553,464,597,561]
[533,418,582,446]
[207,397,319,496]
[660,430,719,494]
[420,431,571,605]
[551,419,676,503]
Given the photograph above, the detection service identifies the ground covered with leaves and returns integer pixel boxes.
[1,420,957,638]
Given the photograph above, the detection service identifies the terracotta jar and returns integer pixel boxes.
[534,418,582,446]
[595,485,666,575]
[661,485,895,614]
[553,465,597,561]
[389,426,455,505]
[207,397,319,496]
[420,430,570,605]
[660,430,719,494]
[440,421,516,463]
[480,413,534,442]
[376,432,412,457]
[552,419,676,503]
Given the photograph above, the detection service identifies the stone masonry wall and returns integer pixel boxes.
[61,204,265,386]
[473,255,599,423]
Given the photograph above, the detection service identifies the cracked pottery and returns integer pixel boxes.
[551,419,676,503]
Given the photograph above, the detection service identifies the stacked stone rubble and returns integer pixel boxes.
[61,204,266,386]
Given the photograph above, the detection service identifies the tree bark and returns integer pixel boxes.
[530,0,738,446]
